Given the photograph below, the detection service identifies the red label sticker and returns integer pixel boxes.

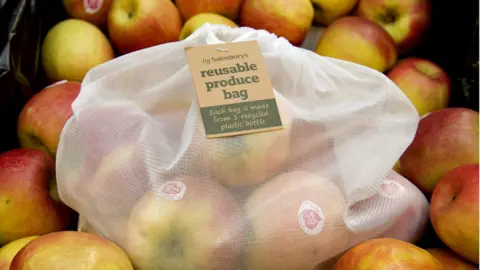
[297,201,324,235]
[158,181,187,201]
[83,0,103,14]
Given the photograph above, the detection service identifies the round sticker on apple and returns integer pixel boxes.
[158,181,187,201]
[297,201,324,236]
[379,180,405,198]
[84,0,103,14]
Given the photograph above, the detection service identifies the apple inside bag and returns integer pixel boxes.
[56,24,420,270]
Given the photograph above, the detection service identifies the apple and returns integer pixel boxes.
[315,16,398,73]
[378,170,429,244]
[0,236,38,270]
[202,97,292,187]
[335,238,442,269]
[123,176,242,270]
[62,0,114,26]
[311,0,358,25]
[387,57,450,117]
[427,248,478,270]
[244,171,349,270]
[357,0,431,53]
[107,0,183,55]
[175,0,244,21]
[240,0,315,46]
[0,149,73,246]
[400,108,479,193]
[17,81,80,157]
[179,13,238,40]
[10,231,134,270]
[41,19,115,82]
[430,164,479,264]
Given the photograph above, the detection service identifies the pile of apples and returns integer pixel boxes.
[0,0,478,269]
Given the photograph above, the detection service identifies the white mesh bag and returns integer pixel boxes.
[56,24,421,270]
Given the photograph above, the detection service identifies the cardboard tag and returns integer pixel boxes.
[185,40,283,138]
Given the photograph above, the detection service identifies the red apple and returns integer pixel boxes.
[123,176,242,270]
[107,0,183,55]
[335,238,442,269]
[244,171,349,270]
[10,231,134,269]
[400,108,479,193]
[175,0,244,20]
[0,149,73,246]
[17,81,80,157]
[357,0,431,53]
[62,0,114,26]
[315,16,398,73]
[41,19,115,82]
[240,0,315,46]
[387,57,450,117]
[430,164,479,264]
[427,248,478,270]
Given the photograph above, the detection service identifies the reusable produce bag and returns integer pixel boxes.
[57,24,420,270]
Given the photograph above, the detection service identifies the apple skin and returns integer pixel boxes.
[175,0,244,21]
[62,0,114,26]
[311,0,359,25]
[400,108,479,193]
[244,171,349,270]
[240,0,315,46]
[179,13,238,40]
[0,236,38,270]
[17,81,80,157]
[357,0,431,53]
[41,19,115,82]
[387,57,450,117]
[427,248,478,270]
[107,0,183,55]
[335,238,442,269]
[123,176,242,270]
[430,164,479,264]
[202,97,292,187]
[315,16,398,73]
[0,149,73,246]
[10,231,134,270]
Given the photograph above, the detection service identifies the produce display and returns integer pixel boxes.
[0,0,478,270]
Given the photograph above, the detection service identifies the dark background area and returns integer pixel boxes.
[0,0,478,250]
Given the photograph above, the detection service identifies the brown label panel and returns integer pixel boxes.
[185,40,283,138]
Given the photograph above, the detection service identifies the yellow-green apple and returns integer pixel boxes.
[430,164,479,264]
[387,57,450,117]
[175,0,244,20]
[244,171,349,270]
[240,0,315,46]
[202,97,292,187]
[427,248,478,270]
[334,238,442,269]
[357,0,431,53]
[10,231,134,270]
[179,13,238,40]
[400,108,479,193]
[123,176,242,270]
[0,149,73,246]
[17,81,80,157]
[107,0,183,55]
[393,160,401,173]
[311,0,359,25]
[41,19,115,82]
[62,0,114,26]
[0,236,38,270]
[315,16,398,73]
